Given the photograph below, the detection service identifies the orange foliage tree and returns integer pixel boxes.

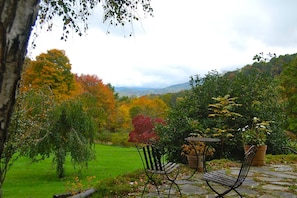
[75,74,117,132]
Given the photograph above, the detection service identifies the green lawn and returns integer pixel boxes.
[3,144,142,198]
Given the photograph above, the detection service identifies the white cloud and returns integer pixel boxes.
[27,0,297,88]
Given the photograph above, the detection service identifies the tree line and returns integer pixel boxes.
[3,49,169,180]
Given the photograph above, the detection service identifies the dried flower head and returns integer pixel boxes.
[181,141,215,156]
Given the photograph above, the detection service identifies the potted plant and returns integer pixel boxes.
[241,117,272,166]
[181,140,215,172]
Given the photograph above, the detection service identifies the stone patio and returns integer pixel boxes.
[131,164,297,197]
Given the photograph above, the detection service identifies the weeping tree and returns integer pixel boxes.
[7,88,97,178]
[0,0,153,193]
[28,98,97,178]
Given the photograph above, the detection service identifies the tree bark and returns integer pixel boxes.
[0,0,40,188]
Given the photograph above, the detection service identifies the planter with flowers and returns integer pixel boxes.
[241,117,272,166]
[181,139,215,172]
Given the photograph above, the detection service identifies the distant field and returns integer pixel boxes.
[3,144,142,198]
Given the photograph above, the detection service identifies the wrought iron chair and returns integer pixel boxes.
[136,144,181,197]
[203,145,257,198]
[283,146,297,154]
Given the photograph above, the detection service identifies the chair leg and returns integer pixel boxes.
[165,169,182,197]
[141,180,148,197]
[142,174,160,197]
[215,190,233,198]
[216,186,242,198]
[206,181,242,198]
[232,188,243,198]
[168,180,181,197]
[205,180,223,197]
[143,170,182,197]
[150,178,160,195]
[206,180,235,198]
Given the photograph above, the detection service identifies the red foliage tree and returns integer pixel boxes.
[128,115,165,144]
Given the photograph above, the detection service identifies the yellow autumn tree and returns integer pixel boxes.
[116,104,132,131]
[129,96,169,119]
[21,49,80,101]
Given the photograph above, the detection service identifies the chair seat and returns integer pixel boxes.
[147,162,180,174]
[204,170,241,187]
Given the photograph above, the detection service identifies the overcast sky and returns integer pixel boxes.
[27,0,297,88]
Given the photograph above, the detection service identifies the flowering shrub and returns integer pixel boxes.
[128,115,165,144]
[241,117,272,146]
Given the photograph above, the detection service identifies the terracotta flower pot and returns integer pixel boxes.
[187,155,203,172]
[244,145,267,166]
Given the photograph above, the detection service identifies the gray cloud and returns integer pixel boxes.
[29,0,297,88]
[229,1,297,49]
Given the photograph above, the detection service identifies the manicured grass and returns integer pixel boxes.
[3,144,142,198]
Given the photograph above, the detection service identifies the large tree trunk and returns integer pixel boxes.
[0,0,40,191]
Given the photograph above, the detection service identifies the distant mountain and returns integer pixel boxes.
[115,53,297,97]
[115,82,191,97]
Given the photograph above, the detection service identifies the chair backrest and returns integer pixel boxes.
[137,144,164,172]
[236,145,257,186]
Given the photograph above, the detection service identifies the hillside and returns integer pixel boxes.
[115,82,191,97]
[115,53,297,97]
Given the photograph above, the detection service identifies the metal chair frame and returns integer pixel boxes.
[203,145,257,198]
[136,144,181,197]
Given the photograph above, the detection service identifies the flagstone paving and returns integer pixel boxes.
[133,164,297,197]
